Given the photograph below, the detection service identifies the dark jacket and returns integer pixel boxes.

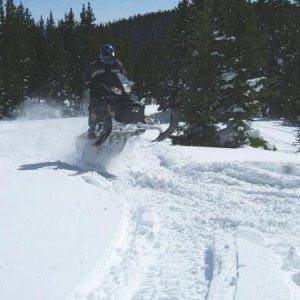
[84,59,127,98]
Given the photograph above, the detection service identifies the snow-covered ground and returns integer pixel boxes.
[252,118,299,153]
[0,118,123,300]
[0,114,299,300]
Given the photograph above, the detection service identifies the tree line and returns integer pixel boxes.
[151,0,300,147]
[0,0,299,147]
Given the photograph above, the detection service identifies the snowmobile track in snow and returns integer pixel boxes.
[70,140,300,300]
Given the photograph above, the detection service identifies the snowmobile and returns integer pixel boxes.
[76,73,178,165]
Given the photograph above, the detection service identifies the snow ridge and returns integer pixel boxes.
[206,234,238,300]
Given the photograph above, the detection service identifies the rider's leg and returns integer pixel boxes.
[88,97,97,138]
[88,100,107,139]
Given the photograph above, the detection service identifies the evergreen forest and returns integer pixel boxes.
[0,0,299,147]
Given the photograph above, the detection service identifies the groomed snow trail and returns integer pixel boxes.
[0,116,299,299]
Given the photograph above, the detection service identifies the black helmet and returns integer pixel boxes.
[100,44,116,64]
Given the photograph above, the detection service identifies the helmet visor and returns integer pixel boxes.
[100,45,115,60]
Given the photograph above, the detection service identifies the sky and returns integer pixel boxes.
[17,0,179,23]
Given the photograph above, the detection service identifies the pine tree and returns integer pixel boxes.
[255,0,298,117]
[30,16,48,97]
[0,0,36,116]
[167,0,268,147]
[153,0,191,111]
[59,9,81,97]
[215,0,267,147]
[287,7,300,124]
[0,0,5,118]
[173,0,222,146]
[45,11,66,100]
[79,2,96,67]
[134,44,160,100]
[1,0,18,115]
[17,5,36,99]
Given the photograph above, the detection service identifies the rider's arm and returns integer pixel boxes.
[84,62,95,87]
[117,60,127,76]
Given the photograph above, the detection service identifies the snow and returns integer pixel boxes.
[221,71,237,82]
[252,119,299,153]
[246,77,266,87]
[205,231,294,299]
[17,100,63,120]
[64,100,71,107]
[246,77,266,92]
[206,233,238,300]
[235,234,292,300]
[277,58,284,66]
[254,84,264,92]
[211,52,225,58]
[215,36,236,42]
[220,84,234,90]
[144,104,160,116]
[232,106,245,113]
[0,118,122,300]
[0,114,299,299]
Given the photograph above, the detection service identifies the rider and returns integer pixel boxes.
[84,44,127,138]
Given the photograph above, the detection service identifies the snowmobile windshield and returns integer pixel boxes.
[117,73,135,94]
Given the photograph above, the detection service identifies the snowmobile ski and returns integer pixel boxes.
[91,113,178,147]
[152,111,179,142]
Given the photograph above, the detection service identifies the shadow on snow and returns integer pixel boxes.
[18,160,116,180]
